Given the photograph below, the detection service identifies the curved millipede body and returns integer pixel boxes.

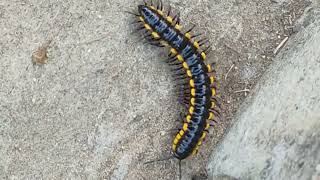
[130,0,220,162]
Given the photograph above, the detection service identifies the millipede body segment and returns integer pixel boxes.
[133,1,220,160]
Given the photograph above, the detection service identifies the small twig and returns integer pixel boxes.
[273,37,289,55]
[224,64,235,81]
[234,88,250,96]
[78,34,110,45]
[234,89,250,93]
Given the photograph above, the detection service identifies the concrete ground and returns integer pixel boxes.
[0,0,313,179]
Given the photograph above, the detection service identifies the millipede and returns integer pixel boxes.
[127,0,220,179]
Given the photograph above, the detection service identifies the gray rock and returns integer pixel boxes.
[207,7,320,180]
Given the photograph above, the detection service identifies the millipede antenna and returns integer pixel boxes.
[144,156,174,164]
[179,160,182,180]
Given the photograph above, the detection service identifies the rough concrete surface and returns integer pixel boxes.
[0,0,313,180]
[208,6,320,180]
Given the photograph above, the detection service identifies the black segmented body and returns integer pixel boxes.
[135,2,219,160]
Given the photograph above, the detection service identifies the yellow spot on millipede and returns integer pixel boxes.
[189,106,194,114]
[192,149,198,155]
[149,5,156,10]
[201,132,207,139]
[175,24,182,30]
[207,64,212,72]
[191,88,196,96]
[170,48,177,55]
[182,62,189,69]
[151,32,160,39]
[210,77,215,84]
[201,52,206,60]
[208,112,214,120]
[172,144,177,151]
[189,79,195,87]
[144,24,152,30]
[187,70,192,77]
[191,98,195,106]
[179,130,184,136]
[183,123,188,131]
[194,41,200,49]
[185,32,191,39]
[186,115,191,123]
[177,54,184,62]
[211,102,216,109]
[211,88,216,96]
[205,123,210,129]
[157,10,164,16]
[167,16,173,23]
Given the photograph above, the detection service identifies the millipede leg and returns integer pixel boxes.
[209,109,221,118]
[166,57,178,63]
[198,39,210,47]
[185,24,196,34]
[124,11,139,17]
[178,160,182,180]
[203,45,212,54]
[167,56,179,62]
[160,0,164,10]
[132,26,147,34]
[168,62,183,66]
[130,20,142,25]
[173,12,181,25]
[191,33,203,39]
[173,72,188,77]
[209,117,218,124]
[167,5,171,16]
